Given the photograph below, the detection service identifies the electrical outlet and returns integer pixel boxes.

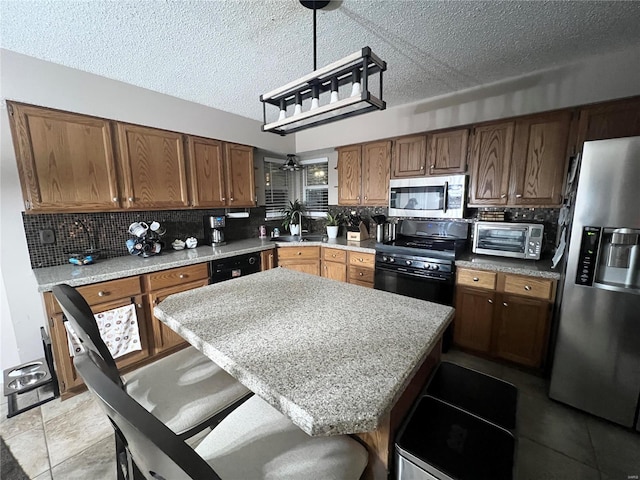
[39,229,55,245]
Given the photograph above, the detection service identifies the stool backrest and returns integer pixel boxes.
[74,351,220,480]
[52,284,122,387]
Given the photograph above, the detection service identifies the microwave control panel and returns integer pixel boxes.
[575,226,601,286]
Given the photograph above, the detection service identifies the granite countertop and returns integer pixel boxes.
[32,237,377,292]
[154,267,453,436]
[455,253,561,280]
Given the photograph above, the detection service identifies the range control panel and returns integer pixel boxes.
[575,226,601,286]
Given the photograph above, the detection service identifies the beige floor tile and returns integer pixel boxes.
[40,390,92,422]
[51,435,116,480]
[33,469,53,480]
[0,401,43,440]
[44,396,113,467]
[3,425,50,478]
[516,437,600,480]
[587,416,640,479]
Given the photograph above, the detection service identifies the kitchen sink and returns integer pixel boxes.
[270,235,325,243]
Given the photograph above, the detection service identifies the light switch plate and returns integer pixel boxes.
[39,229,55,245]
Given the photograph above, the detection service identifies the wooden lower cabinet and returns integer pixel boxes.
[322,248,347,282]
[261,248,276,271]
[492,293,550,367]
[454,268,555,369]
[453,287,495,352]
[277,246,321,276]
[44,277,152,398]
[347,251,375,288]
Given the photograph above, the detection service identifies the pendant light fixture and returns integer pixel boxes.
[281,154,302,171]
[260,0,386,135]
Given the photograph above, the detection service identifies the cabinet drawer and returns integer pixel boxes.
[57,276,143,313]
[502,274,554,300]
[278,246,320,261]
[323,247,347,263]
[349,278,374,289]
[457,269,496,290]
[349,265,375,283]
[145,263,209,291]
[348,252,375,268]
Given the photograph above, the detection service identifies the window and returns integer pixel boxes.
[302,158,329,217]
[264,158,289,219]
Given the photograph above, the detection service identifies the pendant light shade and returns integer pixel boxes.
[281,154,302,171]
[260,1,386,136]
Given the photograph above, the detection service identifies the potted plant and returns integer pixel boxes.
[281,200,305,235]
[325,212,344,239]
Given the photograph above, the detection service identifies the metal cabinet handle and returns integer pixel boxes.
[516,194,522,198]
[420,165,424,170]
[503,302,508,307]
[358,258,364,262]
[524,285,531,291]
[128,197,134,202]
[488,299,493,304]
[359,272,364,276]
[136,303,142,308]
[430,164,435,169]
[222,197,226,201]
[356,196,360,201]
[473,277,479,282]
[230,197,234,201]
[112,197,118,202]
[179,274,185,279]
[500,194,506,199]
[297,251,302,255]
[364,196,368,200]
[98,291,107,297]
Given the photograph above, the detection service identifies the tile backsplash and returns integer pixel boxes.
[23,206,559,268]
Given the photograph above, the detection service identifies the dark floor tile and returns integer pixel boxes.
[516,437,600,480]
[587,416,640,479]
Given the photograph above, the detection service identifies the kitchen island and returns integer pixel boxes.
[154,267,453,479]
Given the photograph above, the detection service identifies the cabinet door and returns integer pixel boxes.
[117,123,189,209]
[510,111,572,206]
[493,294,550,368]
[468,122,514,206]
[337,145,362,205]
[576,96,640,150]
[362,141,391,206]
[392,135,427,178]
[322,261,347,282]
[261,249,276,271]
[7,102,120,212]
[225,143,255,207]
[187,136,226,207]
[453,287,495,353]
[427,128,469,175]
[148,279,209,354]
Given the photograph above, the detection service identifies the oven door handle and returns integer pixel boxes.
[375,263,452,282]
[443,181,448,213]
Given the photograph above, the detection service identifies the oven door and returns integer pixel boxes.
[373,264,455,306]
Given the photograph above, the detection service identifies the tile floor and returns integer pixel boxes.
[2,349,639,479]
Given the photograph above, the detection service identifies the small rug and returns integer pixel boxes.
[1,435,28,480]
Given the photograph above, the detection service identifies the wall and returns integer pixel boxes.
[295,44,640,152]
[0,49,293,370]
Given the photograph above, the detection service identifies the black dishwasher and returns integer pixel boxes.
[210,252,261,283]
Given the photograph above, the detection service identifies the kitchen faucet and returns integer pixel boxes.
[291,210,303,239]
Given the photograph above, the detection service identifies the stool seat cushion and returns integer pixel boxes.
[196,395,368,479]
[125,346,250,436]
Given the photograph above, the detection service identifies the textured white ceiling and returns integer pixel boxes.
[2,0,640,123]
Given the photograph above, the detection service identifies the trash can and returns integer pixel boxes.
[424,361,518,432]
[396,396,516,480]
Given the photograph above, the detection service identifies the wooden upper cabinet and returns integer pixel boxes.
[117,124,189,210]
[427,128,469,175]
[361,140,391,205]
[392,135,427,178]
[468,122,514,206]
[509,111,572,206]
[187,136,226,208]
[576,96,640,150]
[337,145,362,205]
[224,143,256,207]
[7,102,120,212]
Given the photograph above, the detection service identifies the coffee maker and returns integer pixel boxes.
[204,215,226,246]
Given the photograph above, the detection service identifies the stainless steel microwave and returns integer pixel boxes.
[388,175,466,219]
[473,221,544,260]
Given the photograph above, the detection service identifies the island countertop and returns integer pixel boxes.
[154,267,453,437]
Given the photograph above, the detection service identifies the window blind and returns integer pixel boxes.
[304,162,329,216]
[264,160,289,219]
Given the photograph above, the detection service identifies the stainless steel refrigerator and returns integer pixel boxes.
[550,136,640,430]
